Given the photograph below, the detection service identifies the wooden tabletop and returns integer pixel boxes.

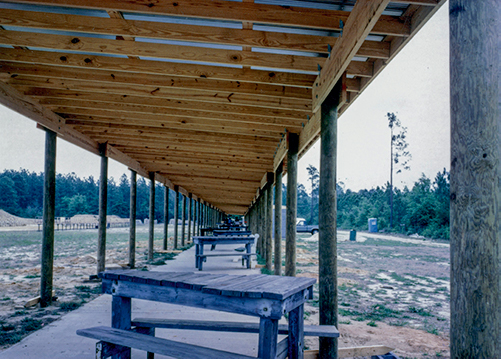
[100,270,315,301]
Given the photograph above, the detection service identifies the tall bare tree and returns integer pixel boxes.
[387,112,411,228]
[306,164,319,224]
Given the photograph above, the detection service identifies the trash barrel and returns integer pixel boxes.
[349,229,356,241]
[368,218,378,233]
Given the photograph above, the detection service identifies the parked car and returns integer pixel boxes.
[296,218,319,235]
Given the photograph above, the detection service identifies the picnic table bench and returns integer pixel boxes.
[193,234,257,271]
[76,270,335,359]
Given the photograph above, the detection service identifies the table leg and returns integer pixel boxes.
[288,305,304,359]
[111,295,131,359]
[199,244,204,271]
[258,317,279,359]
[245,243,251,269]
[195,243,199,268]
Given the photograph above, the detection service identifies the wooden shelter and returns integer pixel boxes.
[0,0,499,357]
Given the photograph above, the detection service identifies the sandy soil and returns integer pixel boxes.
[0,216,450,358]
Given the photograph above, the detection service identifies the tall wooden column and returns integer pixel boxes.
[265,175,274,272]
[319,83,341,358]
[450,1,500,357]
[174,185,179,249]
[274,163,283,275]
[97,143,108,275]
[285,133,299,277]
[163,186,169,250]
[148,172,155,261]
[187,194,192,243]
[181,194,186,246]
[40,128,56,308]
[129,170,137,268]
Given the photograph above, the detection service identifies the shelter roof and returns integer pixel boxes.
[0,0,445,214]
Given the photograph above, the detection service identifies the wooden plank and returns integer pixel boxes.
[7,76,312,112]
[77,326,256,359]
[0,9,391,57]
[25,88,308,120]
[245,276,315,300]
[41,100,305,130]
[0,30,324,72]
[0,48,315,87]
[312,0,390,111]
[210,274,269,297]
[64,116,291,139]
[0,61,311,100]
[4,0,410,36]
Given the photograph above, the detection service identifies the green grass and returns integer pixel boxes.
[59,301,83,311]
[358,238,420,247]
[408,306,433,317]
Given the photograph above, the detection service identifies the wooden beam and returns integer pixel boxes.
[97,144,108,274]
[42,101,304,131]
[3,0,410,36]
[0,48,315,88]
[0,30,324,72]
[40,128,56,307]
[0,9,392,57]
[312,0,390,112]
[0,61,311,100]
[7,76,312,112]
[113,144,274,161]
[25,88,308,120]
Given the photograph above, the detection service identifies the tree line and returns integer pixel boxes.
[295,167,450,239]
[0,167,450,239]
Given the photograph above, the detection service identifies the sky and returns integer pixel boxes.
[0,3,450,193]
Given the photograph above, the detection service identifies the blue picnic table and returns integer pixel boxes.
[193,234,257,270]
[76,270,329,359]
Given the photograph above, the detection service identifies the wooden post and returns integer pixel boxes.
[187,194,192,243]
[148,172,155,261]
[450,1,500,357]
[274,163,283,275]
[285,133,299,277]
[163,186,169,250]
[174,185,179,249]
[40,128,56,308]
[319,82,341,358]
[129,170,137,268]
[97,143,108,275]
[181,194,186,246]
[192,196,196,238]
[265,176,273,272]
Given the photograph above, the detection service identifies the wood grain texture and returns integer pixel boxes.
[4,0,410,36]
[0,48,315,87]
[312,0,390,111]
[0,9,391,57]
[449,0,501,357]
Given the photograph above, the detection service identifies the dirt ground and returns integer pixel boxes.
[296,231,450,358]
[0,219,450,358]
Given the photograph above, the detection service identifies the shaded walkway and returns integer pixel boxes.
[0,244,268,359]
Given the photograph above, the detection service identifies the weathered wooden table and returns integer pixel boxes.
[193,235,257,270]
[97,270,316,359]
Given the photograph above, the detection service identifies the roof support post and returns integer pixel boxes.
[163,186,169,250]
[265,173,274,272]
[285,132,299,277]
[274,163,283,276]
[129,170,137,268]
[174,185,179,249]
[97,143,108,275]
[450,1,501,357]
[319,81,342,358]
[181,194,186,247]
[148,172,155,261]
[40,127,56,308]
[196,199,201,236]
[187,194,192,244]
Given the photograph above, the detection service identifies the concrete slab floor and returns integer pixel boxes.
[0,243,282,359]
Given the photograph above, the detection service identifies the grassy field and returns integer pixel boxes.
[0,224,184,349]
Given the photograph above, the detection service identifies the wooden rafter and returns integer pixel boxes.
[2,0,411,36]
